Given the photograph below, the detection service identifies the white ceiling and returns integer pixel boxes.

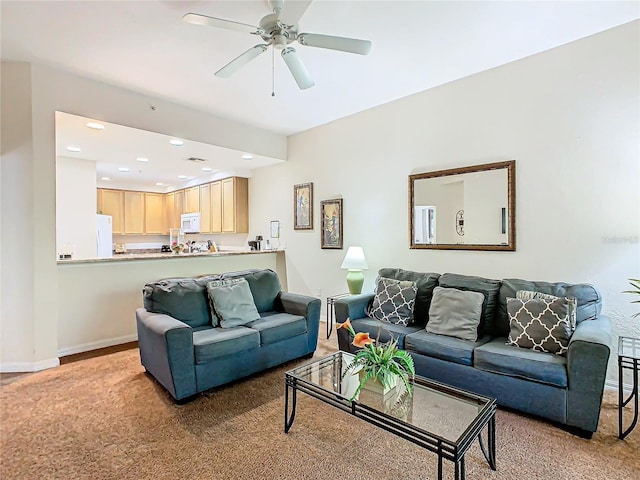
[3,1,638,190]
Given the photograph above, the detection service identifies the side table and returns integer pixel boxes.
[618,336,640,440]
[326,293,351,339]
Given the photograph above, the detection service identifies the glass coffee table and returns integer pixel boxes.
[285,352,496,480]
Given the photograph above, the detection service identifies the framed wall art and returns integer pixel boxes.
[293,183,313,230]
[320,198,343,249]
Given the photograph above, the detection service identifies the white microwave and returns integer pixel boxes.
[181,212,201,233]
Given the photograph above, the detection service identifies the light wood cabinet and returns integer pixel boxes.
[199,183,211,233]
[144,193,165,234]
[124,191,145,234]
[210,181,222,234]
[222,177,248,233]
[185,186,200,213]
[165,191,175,232]
[97,189,124,234]
[174,189,185,228]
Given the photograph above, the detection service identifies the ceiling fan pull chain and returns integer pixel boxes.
[271,46,276,97]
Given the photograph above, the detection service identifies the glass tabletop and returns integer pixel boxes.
[619,336,640,360]
[287,351,492,444]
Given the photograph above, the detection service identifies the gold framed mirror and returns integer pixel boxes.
[409,160,516,251]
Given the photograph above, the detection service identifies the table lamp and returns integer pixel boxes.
[340,246,368,294]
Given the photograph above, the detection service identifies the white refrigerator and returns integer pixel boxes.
[96,214,113,258]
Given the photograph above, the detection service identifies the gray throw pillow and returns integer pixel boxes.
[207,278,244,326]
[366,277,418,326]
[207,278,259,328]
[426,286,484,342]
[507,297,571,356]
[516,290,577,331]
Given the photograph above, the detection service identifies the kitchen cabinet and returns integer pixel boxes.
[165,191,175,232]
[199,183,211,233]
[185,186,200,214]
[144,193,165,234]
[97,189,124,234]
[222,177,248,233]
[210,181,222,234]
[124,191,145,234]
[174,189,185,227]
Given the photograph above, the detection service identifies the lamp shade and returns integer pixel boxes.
[340,246,368,270]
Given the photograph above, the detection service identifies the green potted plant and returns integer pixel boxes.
[624,278,640,318]
[337,319,415,401]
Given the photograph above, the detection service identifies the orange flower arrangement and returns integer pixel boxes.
[337,318,415,400]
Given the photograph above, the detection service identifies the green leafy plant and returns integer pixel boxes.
[623,278,640,318]
[337,318,415,401]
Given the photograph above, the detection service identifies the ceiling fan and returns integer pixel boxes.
[182,0,372,90]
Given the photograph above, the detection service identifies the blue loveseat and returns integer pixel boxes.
[335,268,613,437]
[136,269,321,402]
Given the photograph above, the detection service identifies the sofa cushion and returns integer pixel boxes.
[246,312,307,345]
[496,279,602,338]
[366,277,418,326]
[349,317,421,349]
[193,327,260,364]
[221,269,282,313]
[405,330,492,366]
[507,297,572,356]
[517,290,577,331]
[143,277,219,329]
[437,273,501,337]
[208,279,260,328]
[378,268,440,326]
[474,338,568,388]
[206,278,244,327]
[426,287,484,342]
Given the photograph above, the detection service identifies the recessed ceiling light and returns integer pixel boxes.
[155,182,164,186]
[101,177,111,181]
[118,167,130,172]
[136,157,149,162]
[242,154,253,160]
[202,167,213,172]
[66,146,81,152]
[169,139,184,146]
[86,122,104,130]
[178,175,187,179]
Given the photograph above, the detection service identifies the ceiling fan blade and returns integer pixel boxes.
[182,13,261,34]
[215,45,269,78]
[274,0,312,26]
[281,47,314,90]
[297,33,372,55]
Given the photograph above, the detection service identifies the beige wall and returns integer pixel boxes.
[248,23,640,382]
[0,62,287,371]
[56,156,98,260]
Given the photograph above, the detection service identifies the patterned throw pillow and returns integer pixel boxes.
[516,290,578,331]
[207,278,244,326]
[507,297,572,356]
[366,277,418,326]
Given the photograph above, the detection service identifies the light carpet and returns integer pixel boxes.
[0,348,638,479]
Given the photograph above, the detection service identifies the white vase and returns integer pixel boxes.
[359,370,397,396]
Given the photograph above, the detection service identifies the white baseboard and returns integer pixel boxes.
[1,357,60,373]
[57,334,138,357]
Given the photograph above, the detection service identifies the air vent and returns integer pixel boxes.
[186,157,206,162]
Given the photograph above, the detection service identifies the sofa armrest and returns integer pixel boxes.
[279,292,321,353]
[566,315,613,433]
[135,308,197,401]
[334,293,374,324]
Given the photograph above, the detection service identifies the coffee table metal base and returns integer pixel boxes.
[284,372,496,480]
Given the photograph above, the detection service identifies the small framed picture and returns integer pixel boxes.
[321,198,343,249]
[294,183,313,230]
[270,220,280,238]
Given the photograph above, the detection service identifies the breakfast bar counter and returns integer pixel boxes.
[56,249,287,357]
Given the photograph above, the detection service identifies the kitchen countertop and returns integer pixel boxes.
[57,249,283,265]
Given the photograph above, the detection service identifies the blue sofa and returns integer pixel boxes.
[335,268,613,437]
[136,269,321,402]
